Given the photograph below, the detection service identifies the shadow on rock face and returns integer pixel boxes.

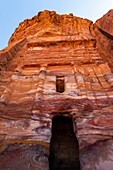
[0,143,49,170]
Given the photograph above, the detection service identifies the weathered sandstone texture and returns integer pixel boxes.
[0,10,113,170]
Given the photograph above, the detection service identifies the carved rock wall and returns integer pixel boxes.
[0,10,113,170]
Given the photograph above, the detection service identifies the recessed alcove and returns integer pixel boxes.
[56,76,65,93]
[49,115,80,170]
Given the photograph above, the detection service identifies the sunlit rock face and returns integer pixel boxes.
[0,10,113,170]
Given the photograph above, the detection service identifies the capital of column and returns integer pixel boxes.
[39,64,48,72]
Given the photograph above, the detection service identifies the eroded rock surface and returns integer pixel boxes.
[0,10,113,170]
[94,9,113,71]
[0,144,49,170]
[80,139,113,170]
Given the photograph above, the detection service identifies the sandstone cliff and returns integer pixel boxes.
[0,10,113,170]
[94,9,113,71]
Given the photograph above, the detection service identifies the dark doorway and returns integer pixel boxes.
[49,116,80,170]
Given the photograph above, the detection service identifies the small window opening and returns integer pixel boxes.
[56,76,65,93]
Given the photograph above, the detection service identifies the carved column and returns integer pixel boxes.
[35,65,47,100]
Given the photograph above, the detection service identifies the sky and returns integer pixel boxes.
[0,0,113,50]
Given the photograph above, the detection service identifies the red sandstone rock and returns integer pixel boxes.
[9,10,94,45]
[0,10,113,170]
[94,10,113,72]
[95,9,113,36]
